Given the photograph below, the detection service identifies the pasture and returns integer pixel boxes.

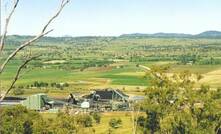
[1,36,221,97]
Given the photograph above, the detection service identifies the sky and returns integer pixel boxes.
[1,0,221,37]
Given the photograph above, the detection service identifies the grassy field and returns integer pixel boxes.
[1,59,221,98]
[41,111,144,134]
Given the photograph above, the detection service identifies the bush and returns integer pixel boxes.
[63,82,69,87]
[109,118,122,129]
[137,116,145,127]
[76,114,93,127]
[92,112,101,124]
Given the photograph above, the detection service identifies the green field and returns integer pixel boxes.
[1,36,221,97]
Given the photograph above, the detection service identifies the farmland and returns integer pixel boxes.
[1,34,221,133]
[1,35,221,97]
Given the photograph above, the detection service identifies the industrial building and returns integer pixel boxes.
[0,89,145,112]
[85,89,129,101]
[0,94,66,111]
[82,89,130,111]
[21,93,65,110]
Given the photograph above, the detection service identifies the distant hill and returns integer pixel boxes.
[5,31,221,45]
[120,33,192,38]
[195,31,221,38]
[120,31,221,38]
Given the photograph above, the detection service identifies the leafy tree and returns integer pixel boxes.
[0,105,48,134]
[139,66,221,134]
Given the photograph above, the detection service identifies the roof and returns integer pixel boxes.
[85,89,129,100]
[95,90,113,100]
[115,89,129,98]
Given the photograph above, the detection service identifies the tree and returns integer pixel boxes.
[0,0,70,101]
[146,110,160,134]
[138,65,221,134]
[0,105,48,134]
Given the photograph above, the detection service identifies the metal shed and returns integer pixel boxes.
[21,93,52,110]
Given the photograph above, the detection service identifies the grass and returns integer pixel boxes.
[93,112,133,134]
[1,60,148,86]
[40,112,143,134]
[199,68,221,88]
[101,74,148,86]
[170,64,221,74]
[1,59,221,97]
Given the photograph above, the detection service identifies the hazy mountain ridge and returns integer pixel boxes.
[120,31,221,38]
[195,31,221,38]
[5,31,221,45]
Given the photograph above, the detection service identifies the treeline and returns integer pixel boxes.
[129,55,221,65]
[178,55,221,65]
[30,59,114,71]
[0,106,123,134]
[12,81,70,95]
[19,81,69,90]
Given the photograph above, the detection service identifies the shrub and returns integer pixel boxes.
[137,116,145,127]
[76,114,93,127]
[92,112,101,124]
[109,118,122,129]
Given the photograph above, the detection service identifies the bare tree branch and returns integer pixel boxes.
[0,55,39,101]
[42,0,70,34]
[0,29,53,74]
[0,0,70,101]
[0,0,70,74]
[0,0,19,53]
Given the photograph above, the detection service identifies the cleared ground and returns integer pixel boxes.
[200,68,221,88]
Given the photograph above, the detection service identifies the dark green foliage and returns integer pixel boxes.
[138,66,221,134]
[0,105,46,134]
[76,114,93,127]
[146,110,160,134]
[23,120,33,134]
[49,112,77,134]
[92,112,101,124]
[30,81,69,90]
[0,106,99,134]
[137,116,145,127]
[33,81,48,88]
[109,118,122,129]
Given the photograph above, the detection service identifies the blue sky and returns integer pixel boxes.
[1,0,221,36]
